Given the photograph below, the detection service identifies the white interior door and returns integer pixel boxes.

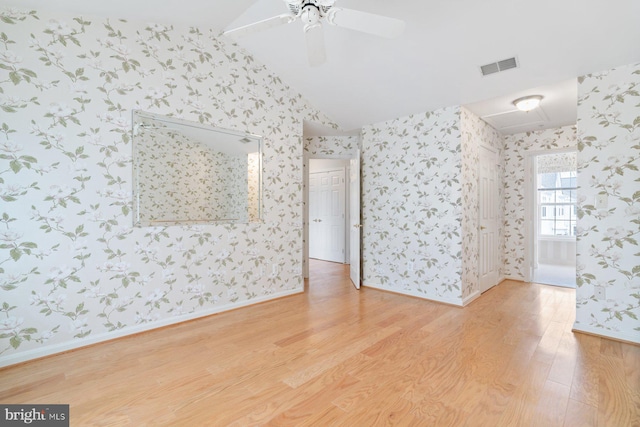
[349,151,361,289]
[309,169,345,263]
[479,145,499,293]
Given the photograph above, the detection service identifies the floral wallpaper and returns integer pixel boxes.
[360,107,504,305]
[502,126,577,280]
[361,107,468,304]
[135,127,250,223]
[0,8,336,366]
[537,151,577,174]
[218,153,248,222]
[304,135,360,157]
[575,62,640,342]
[460,107,505,299]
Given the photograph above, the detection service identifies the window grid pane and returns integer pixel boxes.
[537,170,577,237]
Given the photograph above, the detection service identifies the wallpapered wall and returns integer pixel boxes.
[575,62,640,342]
[136,128,249,223]
[361,107,456,304]
[537,151,577,174]
[502,126,577,280]
[304,136,360,157]
[0,8,336,366]
[360,107,504,305]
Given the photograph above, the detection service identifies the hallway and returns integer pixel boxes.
[533,263,577,288]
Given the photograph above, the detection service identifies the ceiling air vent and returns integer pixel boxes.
[480,57,518,76]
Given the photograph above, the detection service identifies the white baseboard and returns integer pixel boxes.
[462,290,481,306]
[503,275,525,282]
[363,283,464,307]
[0,288,303,368]
[572,322,640,345]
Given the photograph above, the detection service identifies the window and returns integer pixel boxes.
[538,171,577,237]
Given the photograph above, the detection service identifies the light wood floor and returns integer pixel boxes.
[1,260,638,426]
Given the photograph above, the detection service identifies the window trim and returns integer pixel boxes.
[537,174,577,238]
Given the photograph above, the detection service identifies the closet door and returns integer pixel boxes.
[309,169,345,263]
[479,146,499,293]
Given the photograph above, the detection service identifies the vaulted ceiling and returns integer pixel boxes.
[6,0,640,133]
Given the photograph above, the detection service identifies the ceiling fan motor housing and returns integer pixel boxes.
[286,0,334,21]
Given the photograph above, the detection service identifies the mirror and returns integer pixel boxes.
[132,110,262,226]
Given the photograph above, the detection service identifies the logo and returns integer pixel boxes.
[1,405,69,426]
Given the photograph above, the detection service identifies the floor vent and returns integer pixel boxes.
[480,57,518,76]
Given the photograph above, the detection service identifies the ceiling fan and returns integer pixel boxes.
[223,0,406,66]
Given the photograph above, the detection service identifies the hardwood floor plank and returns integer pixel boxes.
[0,260,637,426]
[597,354,640,426]
[532,380,571,427]
[410,397,470,426]
[0,372,65,402]
[333,395,420,427]
[496,360,552,426]
[448,379,489,414]
[263,374,360,426]
[282,326,401,388]
[293,405,347,427]
[464,382,516,426]
[533,320,566,365]
[564,398,597,427]
[564,399,598,427]
[570,333,602,407]
[622,344,640,403]
[548,330,579,386]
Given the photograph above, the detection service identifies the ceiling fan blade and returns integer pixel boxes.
[326,8,405,38]
[224,14,295,38]
[305,24,326,67]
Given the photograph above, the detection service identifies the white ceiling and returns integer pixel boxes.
[465,78,578,135]
[6,0,640,134]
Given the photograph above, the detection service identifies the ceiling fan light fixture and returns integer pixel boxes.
[301,4,321,25]
[513,95,543,112]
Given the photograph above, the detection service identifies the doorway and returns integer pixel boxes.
[309,161,347,263]
[479,145,500,293]
[529,150,577,288]
[303,154,361,290]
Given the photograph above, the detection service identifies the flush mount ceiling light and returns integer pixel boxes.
[513,95,543,112]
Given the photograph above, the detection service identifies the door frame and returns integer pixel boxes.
[349,150,361,289]
[524,147,577,283]
[478,143,500,293]
[308,166,347,263]
[303,153,354,279]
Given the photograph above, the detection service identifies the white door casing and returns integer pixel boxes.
[349,151,361,289]
[309,168,345,263]
[479,145,499,293]
[525,153,536,282]
[530,150,578,288]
